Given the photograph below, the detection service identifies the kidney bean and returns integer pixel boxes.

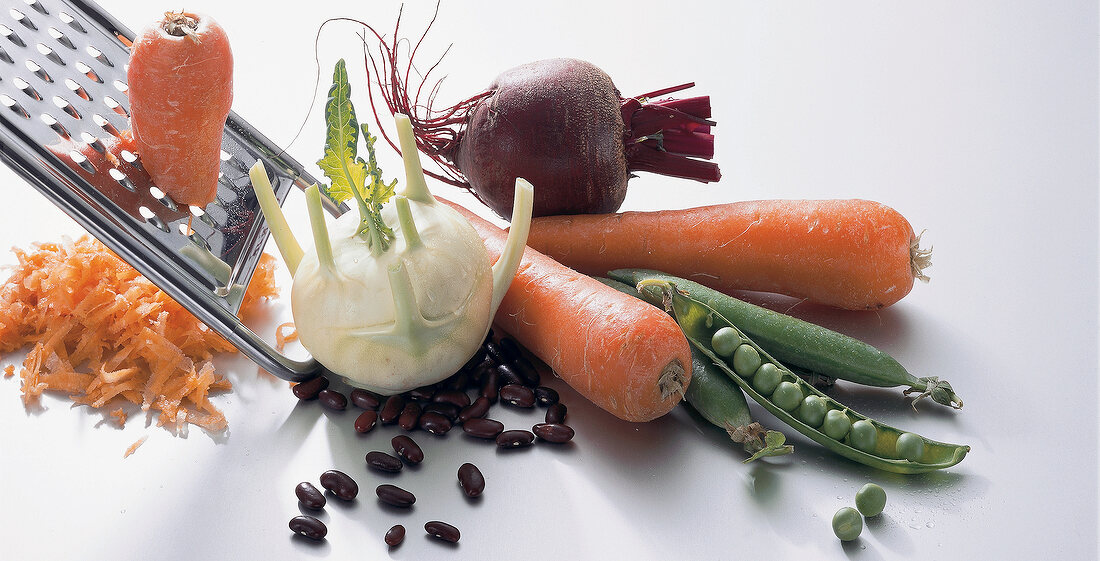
[495,363,524,387]
[419,411,453,435]
[499,384,535,408]
[385,524,405,547]
[533,423,575,443]
[484,341,507,364]
[462,418,504,439]
[398,402,422,431]
[460,346,487,372]
[350,388,381,410]
[295,482,326,510]
[433,390,471,409]
[456,396,490,424]
[289,515,327,541]
[376,484,415,507]
[319,470,358,500]
[498,336,522,361]
[291,376,329,400]
[379,395,405,425]
[496,429,535,448]
[513,356,541,387]
[534,386,559,407]
[391,434,424,464]
[409,386,436,401]
[545,402,567,424]
[479,369,500,403]
[354,410,378,433]
[424,521,461,543]
[366,450,403,473]
[444,371,469,392]
[318,389,347,411]
[422,401,461,421]
[457,462,485,498]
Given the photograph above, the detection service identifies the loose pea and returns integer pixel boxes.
[822,409,851,440]
[731,344,762,377]
[855,483,887,517]
[751,363,782,394]
[895,432,924,462]
[832,507,863,541]
[798,395,828,427]
[711,327,742,358]
[771,381,802,411]
[849,420,878,452]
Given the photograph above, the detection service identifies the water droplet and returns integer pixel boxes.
[926,522,935,528]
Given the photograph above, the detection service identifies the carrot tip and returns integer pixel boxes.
[910,230,932,283]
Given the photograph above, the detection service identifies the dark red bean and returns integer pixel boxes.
[391,434,424,464]
[545,402,567,424]
[419,411,452,435]
[456,396,490,424]
[433,390,471,409]
[513,356,541,387]
[319,470,358,500]
[533,423,575,443]
[484,341,507,364]
[354,410,378,433]
[423,401,461,421]
[295,482,326,510]
[462,417,504,439]
[366,450,403,473]
[291,376,329,400]
[425,521,461,543]
[498,337,522,361]
[318,389,347,411]
[385,524,405,547]
[408,386,436,401]
[495,363,524,386]
[499,384,535,408]
[444,371,469,392]
[457,462,485,498]
[479,369,500,403]
[289,515,327,540]
[534,386,559,407]
[496,429,535,448]
[379,395,404,424]
[376,484,415,507]
[398,402,422,431]
[460,346,487,372]
[350,388,381,409]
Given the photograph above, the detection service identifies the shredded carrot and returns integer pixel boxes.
[124,435,148,457]
[0,235,278,433]
[110,407,127,427]
[275,322,298,352]
[3,365,12,378]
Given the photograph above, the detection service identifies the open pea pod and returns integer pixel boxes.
[640,280,970,474]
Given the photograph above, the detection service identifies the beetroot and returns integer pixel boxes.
[359,15,720,218]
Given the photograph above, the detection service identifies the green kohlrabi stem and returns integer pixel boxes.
[395,114,435,205]
[489,178,534,316]
[305,184,336,272]
[394,196,422,250]
[249,161,304,274]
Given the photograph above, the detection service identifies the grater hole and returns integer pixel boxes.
[0,23,26,48]
[0,45,12,64]
[47,27,74,50]
[92,113,123,138]
[35,42,63,65]
[10,8,37,31]
[41,113,69,138]
[138,207,170,232]
[12,76,42,100]
[23,0,47,16]
[74,60,101,83]
[67,149,94,173]
[64,77,90,100]
[80,131,105,154]
[150,187,179,211]
[103,95,127,117]
[85,45,111,67]
[24,59,52,82]
[52,95,80,119]
[112,79,127,92]
[1,94,29,119]
[57,11,85,33]
[108,168,136,192]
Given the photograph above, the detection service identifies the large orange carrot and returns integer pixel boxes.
[524,199,930,310]
[127,11,233,207]
[443,198,692,422]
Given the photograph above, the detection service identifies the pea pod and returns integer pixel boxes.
[610,269,962,410]
[597,278,792,462]
[638,279,970,474]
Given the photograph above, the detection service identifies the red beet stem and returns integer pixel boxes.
[626,143,721,182]
[621,85,719,183]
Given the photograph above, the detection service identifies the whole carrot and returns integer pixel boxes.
[524,199,930,310]
[443,198,692,422]
[127,11,233,207]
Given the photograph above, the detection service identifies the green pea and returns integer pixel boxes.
[849,420,878,452]
[711,327,742,358]
[895,432,924,462]
[798,395,828,427]
[822,409,851,440]
[731,344,762,377]
[855,483,887,517]
[751,363,781,394]
[771,381,802,411]
[831,507,863,541]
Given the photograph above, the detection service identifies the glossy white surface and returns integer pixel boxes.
[0,1,1096,559]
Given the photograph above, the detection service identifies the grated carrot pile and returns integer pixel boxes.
[0,235,278,432]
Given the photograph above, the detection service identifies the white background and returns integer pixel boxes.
[0,1,1096,559]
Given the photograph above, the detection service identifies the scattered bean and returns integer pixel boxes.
[319,470,358,501]
[484,341,507,364]
[295,482,326,510]
[289,515,327,541]
[398,402,422,431]
[849,420,878,452]
[457,462,485,498]
[391,434,424,464]
[534,386,559,407]
[498,337,522,360]
[318,389,348,411]
[463,418,505,439]
[496,363,524,386]
[456,396,490,424]
[480,369,500,403]
[379,395,405,424]
[461,346,488,372]
[545,402,567,424]
[532,423,575,443]
[292,376,329,400]
[711,326,741,357]
[496,429,535,448]
[855,483,887,517]
[366,450,404,473]
[895,432,924,462]
[354,410,378,433]
[433,390,471,409]
[423,401,461,421]
[424,521,461,543]
[419,411,453,435]
[409,386,436,401]
[499,384,535,408]
[385,524,405,547]
[376,484,416,507]
[350,388,381,409]
[512,356,541,387]
[832,507,863,541]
